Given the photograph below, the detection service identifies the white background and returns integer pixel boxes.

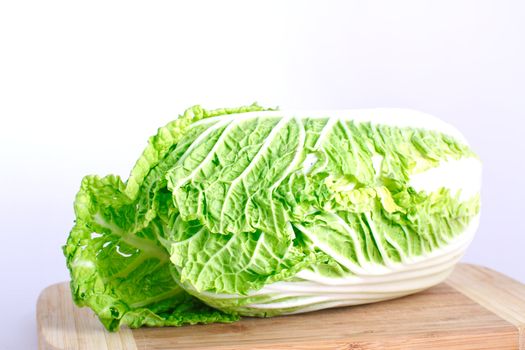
[1,1,524,348]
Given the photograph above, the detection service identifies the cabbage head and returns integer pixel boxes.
[64,104,481,331]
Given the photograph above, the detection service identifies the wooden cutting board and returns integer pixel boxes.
[37,264,525,350]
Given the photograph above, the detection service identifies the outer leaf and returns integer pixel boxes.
[64,175,239,331]
[64,104,271,331]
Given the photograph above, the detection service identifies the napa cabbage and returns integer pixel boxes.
[64,104,480,331]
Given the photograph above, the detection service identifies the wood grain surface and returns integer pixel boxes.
[37,264,525,350]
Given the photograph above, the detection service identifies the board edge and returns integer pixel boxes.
[448,263,525,350]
